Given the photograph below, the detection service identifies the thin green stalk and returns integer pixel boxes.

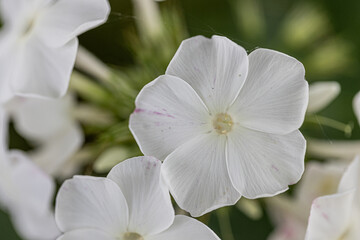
[306,114,353,137]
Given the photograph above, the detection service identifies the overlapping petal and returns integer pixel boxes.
[107,156,174,236]
[36,0,110,47]
[11,37,78,99]
[353,91,360,125]
[166,35,249,113]
[162,133,240,217]
[229,48,308,135]
[148,215,220,240]
[6,95,75,141]
[0,149,60,239]
[130,75,211,160]
[55,176,129,236]
[0,0,46,23]
[307,81,340,113]
[12,209,60,240]
[0,108,8,158]
[0,30,19,103]
[31,124,83,177]
[305,191,355,240]
[295,161,344,208]
[338,157,360,205]
[8,151,55,214]
[226,128,305,198]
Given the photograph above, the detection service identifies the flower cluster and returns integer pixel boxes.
[0,0,358,240]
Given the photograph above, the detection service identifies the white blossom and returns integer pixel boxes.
[4,94,83,178]
[267,161,346,240]
[0,0,110,102]
[130,35,309,216]
[305,157,360,239]
[0,111,60,240]
[55,156,220,240]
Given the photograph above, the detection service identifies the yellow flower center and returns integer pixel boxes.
[213,113,233,134]
[122,232,144,240]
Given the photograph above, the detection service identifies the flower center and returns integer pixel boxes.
[122,232,144,240]
[213,113,233,134]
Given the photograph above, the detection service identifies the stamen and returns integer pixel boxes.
[213,113,234,134]
[122,232,144,240]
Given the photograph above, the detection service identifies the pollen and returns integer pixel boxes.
[122,232,144,240]
[213,113,234,134]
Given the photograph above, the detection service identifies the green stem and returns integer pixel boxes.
[216,208,235,240]
[306,114,353,137]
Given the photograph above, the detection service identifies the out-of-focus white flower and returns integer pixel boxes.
[0,0,110,102]
[307,81,340,114]
[267,161,346,240]
[132,0,164,41]
[55,156,220,240]
[5,94,83,178]
[305,157,360,239]
[0,112,60,240]
[130,35,309,216]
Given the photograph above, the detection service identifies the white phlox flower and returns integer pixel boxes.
[305,157,360,240]
[4,94,84,178]
[0,0,110,102]
[130,35,309,216]
[0,111,60,240]
[267,161,346,240]
[55,156,220,240]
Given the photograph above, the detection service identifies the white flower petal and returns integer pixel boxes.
[0,0,41,23]
[55,176,129,235]
[307,81,340,113]
[31,124,83,177]
[295,161,345,209]
[227,128,305,198]
[0,108,8,158]
[107,157,174,235]
[57,229,114,240]
[148,215,220,240]
[0,29,19,103]
[338,157,360,202]
[0,150,59,239]
[229,48,308,135]
[8,150,55,214]
[11,36,78,99]
[305,191,355,240]
[166,35,249,113]
[7,94,75,142]
[130,75,211,160]
[162,133,240,217]
[11,209,60,240]
[36,0,110,47]
[353,91,360,125]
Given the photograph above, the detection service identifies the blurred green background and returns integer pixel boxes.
[2,0,360,239]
